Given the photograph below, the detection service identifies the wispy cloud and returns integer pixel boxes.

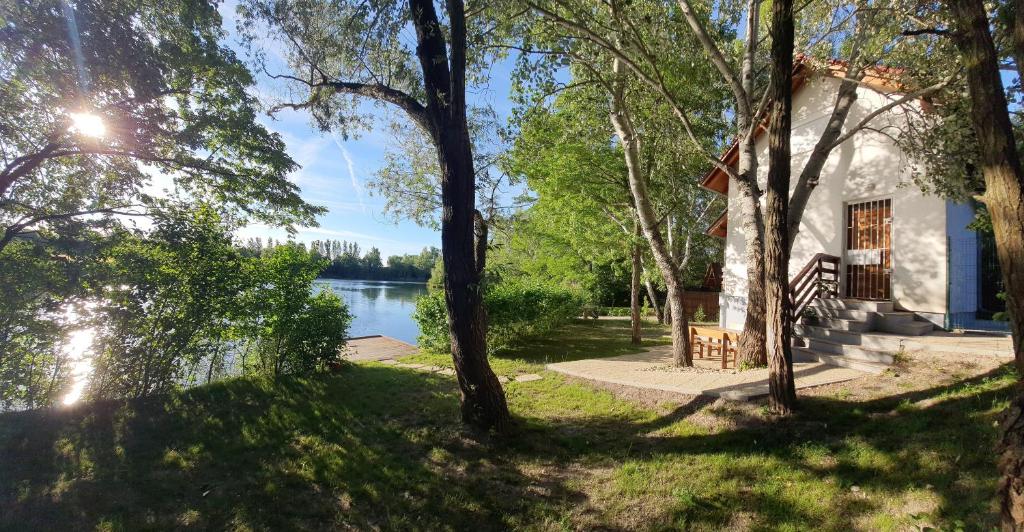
[333,134,367,213]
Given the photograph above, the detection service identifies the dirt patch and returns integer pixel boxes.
[801,348,1010,402]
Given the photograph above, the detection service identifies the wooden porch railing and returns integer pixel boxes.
[788,253,840,323]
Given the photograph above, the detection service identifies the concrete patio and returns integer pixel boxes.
[546,328,1014,401]
[547,345,869,400]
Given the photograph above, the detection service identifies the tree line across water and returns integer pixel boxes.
[239,238,440,282]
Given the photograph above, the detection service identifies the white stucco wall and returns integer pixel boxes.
[720,75,949,330]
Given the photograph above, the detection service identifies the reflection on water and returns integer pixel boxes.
[60,302,98,406]
[314,279,427,344]
[61,329,95,405]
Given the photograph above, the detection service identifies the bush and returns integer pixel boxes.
[414,280,584,354]
[244,244,352,376]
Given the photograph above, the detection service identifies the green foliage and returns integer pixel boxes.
[90,205,253,398]
[0,0,321,252]
[415,280,584,355]
[426,259,446,293]
[243,244,352,377]
[0,240,86,409]
[0,205,353,408]
[602,306,655,317]
[693,305,707,323]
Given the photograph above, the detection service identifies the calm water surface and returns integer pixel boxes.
[314,279,428,344]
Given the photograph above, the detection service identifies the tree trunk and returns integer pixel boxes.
[410,0,510,432]
[942,0,1024,527]
[787,77,861,249]
[630,226,643,345]
[764,0,797,415]
[944,0,1024,381]
[610,58,691,366]
[644,274,663,322]
[999,392,1024,530]
[735,172,768,368]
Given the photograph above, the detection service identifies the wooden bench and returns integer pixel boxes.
[689,326,741,369]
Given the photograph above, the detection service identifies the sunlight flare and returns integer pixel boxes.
[69,112,105,138]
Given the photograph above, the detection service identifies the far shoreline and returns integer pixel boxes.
[315,277,429,285]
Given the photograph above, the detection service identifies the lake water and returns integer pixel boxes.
[314,279,428,345]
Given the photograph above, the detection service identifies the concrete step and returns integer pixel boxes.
[877,319,933,336]
[878,312,916,324]
[792,346,890,374]
[802,316,873,332]
[802,337,895,364]
[808,307,874,321]
[794,324,911,351]
[811,298,894,313]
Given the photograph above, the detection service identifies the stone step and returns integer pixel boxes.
[802,316,873,332]
[878,312,916,324]
[792,347,890,374]
[877,319,933,336]
[802,337,895,364]
[808,307,874,321]
[794,324,911,351]
[811,298,894,313]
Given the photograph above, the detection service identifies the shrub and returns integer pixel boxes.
[693,305,707,323]
[244,244,352,376]
[414,280,585,354]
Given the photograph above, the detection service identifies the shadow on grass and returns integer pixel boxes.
[494,318,671,365]
[0,367,589,530]
[0,351,1014,530]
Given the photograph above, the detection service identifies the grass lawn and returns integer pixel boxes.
[0,319,1015,530]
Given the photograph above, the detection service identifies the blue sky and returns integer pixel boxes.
[218,2,519,259]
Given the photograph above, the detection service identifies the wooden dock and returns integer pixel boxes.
[345,335,419,362]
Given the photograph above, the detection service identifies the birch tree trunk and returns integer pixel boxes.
[764,0,797,414]
[630,231,643,346]
[644,274,663,322]
[735,157,768,368]
[610,59,691,365]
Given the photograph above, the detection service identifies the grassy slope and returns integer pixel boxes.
[0,319,1015,530]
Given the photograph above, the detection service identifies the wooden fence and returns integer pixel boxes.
[681,291,720,323]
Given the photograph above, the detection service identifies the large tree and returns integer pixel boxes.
[507,89,651,345]
[241,0,511,431]
[764,0,797,413]
[934,0,1024,526]
[512,1,728,365]
[0,0,318,253]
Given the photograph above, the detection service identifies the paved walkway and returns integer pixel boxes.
[547,346,866,400]
[901,331,1013,357]
[345,335,419,362]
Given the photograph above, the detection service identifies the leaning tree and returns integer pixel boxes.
[239,0,511,431]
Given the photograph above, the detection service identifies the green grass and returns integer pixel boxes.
[0,319,1015,530]
[402,318,673,374]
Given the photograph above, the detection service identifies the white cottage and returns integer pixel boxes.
[702,63,1006,350]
